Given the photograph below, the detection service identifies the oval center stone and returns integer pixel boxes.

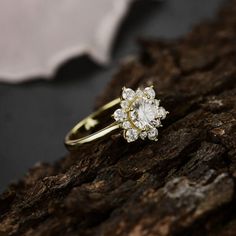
[131,98,157,129]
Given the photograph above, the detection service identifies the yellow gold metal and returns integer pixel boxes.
[65,98,120,150]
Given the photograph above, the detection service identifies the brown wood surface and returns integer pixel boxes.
[1,1,236,235]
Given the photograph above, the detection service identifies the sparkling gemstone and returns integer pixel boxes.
[122,121,131,129]
[122,88,135,101]
[131,98,158,129]
[140,131,147,140]
[130,110,137,121]
[150,119,161,127]
[144,87,155,98]
[148,128,158,140]
[112,86,168,143]
[157,107,168,119]
[114,109,126,122]
[154,99,160,107]
[120,100,129,110]
[136,88,144,97]
[134,121,145,130]
[125,129,138,142]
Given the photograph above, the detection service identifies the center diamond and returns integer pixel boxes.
[131,98,157,129]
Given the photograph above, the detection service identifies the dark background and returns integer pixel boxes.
[0,0,224,192]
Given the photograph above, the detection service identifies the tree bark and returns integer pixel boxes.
[1,1,236,235]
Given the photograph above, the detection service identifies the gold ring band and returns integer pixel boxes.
[65,98,120,150]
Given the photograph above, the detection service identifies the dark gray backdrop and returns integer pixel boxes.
[0,0,224,192]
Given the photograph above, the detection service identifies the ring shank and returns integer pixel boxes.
[65,98,120,150]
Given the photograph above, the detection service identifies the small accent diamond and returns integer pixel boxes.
[154,99,160,107]
[136,88,144,97]
[140,131,147,140]
[134,120,145,130]
[157,107,168,120]
[125,129,138,142]
[114,109,126,122]
[148,128,158,141]
[122,121,131,129]
[130,110,137,121]
[122,88,135,101]
[150,119,161,127]
[120,100,129,110]
[144,87,155,99]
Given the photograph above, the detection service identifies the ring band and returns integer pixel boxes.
[65,98,120,150]
[65,86,168,150]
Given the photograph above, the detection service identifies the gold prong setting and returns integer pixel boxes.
[113,86,169,143]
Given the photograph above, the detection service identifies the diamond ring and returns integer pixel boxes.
[65,86,168,150]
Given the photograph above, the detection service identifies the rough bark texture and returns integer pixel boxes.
[1,1,236,235]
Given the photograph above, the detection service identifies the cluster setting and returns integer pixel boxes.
[113,86,169,142]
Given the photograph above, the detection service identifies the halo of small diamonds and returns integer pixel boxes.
[113,86,169,142]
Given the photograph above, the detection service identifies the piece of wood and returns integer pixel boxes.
[1,1,236,235]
